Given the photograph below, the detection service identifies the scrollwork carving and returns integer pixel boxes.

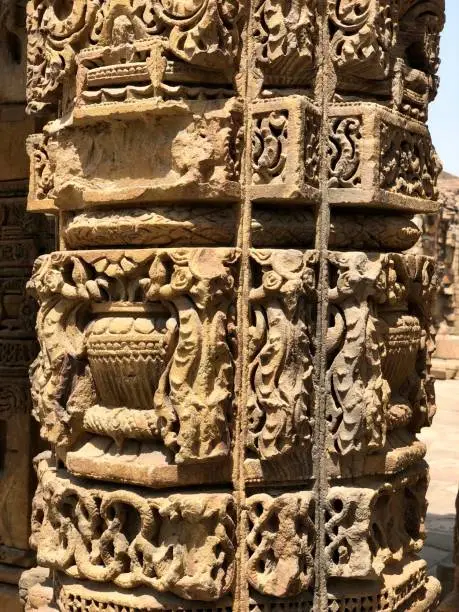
[28,249,239,467]
[246,492,315,597]
[326,251,437,472]
[252,111,288,185]
[380,122,442,200]
[328,117,362,188]
[329,0,397,80]
[31,455,236,601]
[247,250,316,464]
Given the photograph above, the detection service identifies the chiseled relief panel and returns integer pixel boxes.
[22,0,446,611]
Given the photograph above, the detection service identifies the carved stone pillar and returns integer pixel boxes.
[0,2,53,610]
[23,1,445,611]
[430,176,459,378]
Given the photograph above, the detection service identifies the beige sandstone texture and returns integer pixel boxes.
[426,173,459,378]
[0,2,54,610]
[2,0,448,610]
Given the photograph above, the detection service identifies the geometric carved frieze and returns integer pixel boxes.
[52,557,439,611]
[63,207,423,252]
[62,207,424,252]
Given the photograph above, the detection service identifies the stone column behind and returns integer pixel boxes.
[0,2,53,610]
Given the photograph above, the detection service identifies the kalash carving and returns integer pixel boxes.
[22,0,445,611]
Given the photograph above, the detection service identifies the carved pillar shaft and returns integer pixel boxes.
[0,2,53,610]
[24,1,445,611]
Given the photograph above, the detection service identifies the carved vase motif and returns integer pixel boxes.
[86,304,173,411]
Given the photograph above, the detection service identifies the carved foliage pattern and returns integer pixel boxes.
[329,0,397,78]
[28,249,238,465]
[247,250,316,462]
[380,122,442,199]
[31,457,236,601]
[26,0,243,109]
[326,252,436,461]
[252,0,319,84]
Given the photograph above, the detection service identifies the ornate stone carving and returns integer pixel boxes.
[28,248,238,486]
[23,0,445,611]
[329,0,396,80]
[252,0,319,87]
[27,0,244,114]
[31,454,236,601]
[326,251,437,476]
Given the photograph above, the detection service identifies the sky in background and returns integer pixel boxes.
[429,0,459,175]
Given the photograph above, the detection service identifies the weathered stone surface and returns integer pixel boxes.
[0,4,55,609]
[21,0,446,611]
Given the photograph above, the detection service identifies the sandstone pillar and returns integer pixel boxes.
[430,176,459,379]
[0,2,53,610]
[23,1,445,610]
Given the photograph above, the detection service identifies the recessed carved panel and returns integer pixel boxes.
[245,249,317,484]
[250,98,321,203]
[328,104,441,212]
